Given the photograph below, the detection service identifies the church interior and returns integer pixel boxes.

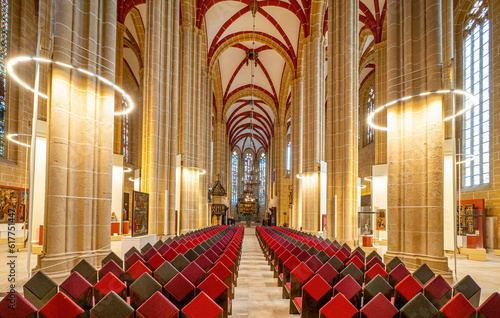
[1,0,500,317]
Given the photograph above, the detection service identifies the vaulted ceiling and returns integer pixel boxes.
[118,0,387,155]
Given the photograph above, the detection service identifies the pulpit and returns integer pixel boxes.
[210,177,228,225]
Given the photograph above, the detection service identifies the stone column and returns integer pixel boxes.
[141,0,180,235]
[114,22,127,155]
[326,0,359,245]
[297,30,326,234]
[290,78,303,229]
[374,40,388,165]
[178,0,208,233]
[384,0,451,280]
[275,121,288,225]
[38,0,117,277]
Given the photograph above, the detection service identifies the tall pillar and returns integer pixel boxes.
[114,22,127,155]
[141,0,180,235]
[326,0,359,245]
[275,121,288,225]
[384,0,451,279]
[290,78,303,229]
[297,30,326,234]
[38,0,117,277]
[374,40,388,165]
[178,0,209,233]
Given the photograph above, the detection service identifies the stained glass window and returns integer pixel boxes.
[463,1,489,188]
[286,142,291,174]
[122,110,129,163]
[231,151,238,204]
[259,153,266,205]
[0,0,8,157]
[366,88,375,145]
[244,153,253,183]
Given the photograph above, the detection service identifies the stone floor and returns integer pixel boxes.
[231,225,293,317]
[1,225,500,315]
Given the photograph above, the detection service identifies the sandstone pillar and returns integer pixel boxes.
[290,78,303,229]
[141,0,180,235]
[178,0,209,233]
[275,121,288,225]
[38,0,117,277]
[384,0,451,279]
[326,0,359,245]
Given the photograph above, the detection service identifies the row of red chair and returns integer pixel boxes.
[256,226,499,318]
[0,225,245,318]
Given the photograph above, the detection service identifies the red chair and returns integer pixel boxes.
[316,262,339,286]
[297,274,333,317]
[136,291,179,318]
[0,291,37,318]
[477,292,500,318]
[181,292,223,318]
[148,252,166,271]
[423,275,452,310]
[94,272,127,303]
[125,252,146,271]
[394,275,423,309]
[39,292,84,318]
[59,271,93,311]
[360,292,398,318]
[163,273,197,310]
[289,262,314,314]
[126,260,153,286]
[333,274,362,309]
[181,262,206,286]
[319,293,359,318]
[439,293,476,318]
[198,273,230,318]
[282,254,301,299]
[208,262,234,300]
[365,262,387,284]
[99,259,125,282]
[388,263,410,288]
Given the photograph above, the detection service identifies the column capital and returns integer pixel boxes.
[117,21,127,33]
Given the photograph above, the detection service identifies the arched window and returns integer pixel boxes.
[366,88,375,145]
[463,0,489,188]
[122,111,129,163]
[0,0,8,157]
[231,151,238,204]
[286,141,291,174]
[244,153,253,183]
[259,152,266,205]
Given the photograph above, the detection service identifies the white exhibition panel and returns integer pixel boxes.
[443,139,455,251]
[371,164,387,240]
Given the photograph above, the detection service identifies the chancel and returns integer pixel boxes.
[0,0,500,317]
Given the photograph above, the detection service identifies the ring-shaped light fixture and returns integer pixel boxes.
[7,133,31,148]
[123,167,132,173]
[181,166,207,175]
[367,89,477,131]
[364,176,372,182]
[7,56,134,115]
[456,153,478,165]
[359,185,367,189]
[129,177,140,182]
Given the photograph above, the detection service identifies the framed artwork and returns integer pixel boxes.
[376,209,386,230]
[132,191,149,237]
[0,186,28,223]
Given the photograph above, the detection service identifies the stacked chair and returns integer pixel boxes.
[256,226,500,318]
[0,225,244,318]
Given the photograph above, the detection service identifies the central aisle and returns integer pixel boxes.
[231,225,294,317]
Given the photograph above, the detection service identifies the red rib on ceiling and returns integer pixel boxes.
[208,31,296,69]
[118,0,146,23]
